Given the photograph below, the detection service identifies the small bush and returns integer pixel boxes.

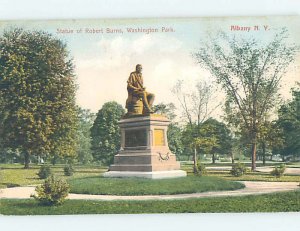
[194,162,207,176]
[64,164,74,176]
[37,165,51,179]
[31,175,70,205]
[271,164,286,178]
[230,162,247,177]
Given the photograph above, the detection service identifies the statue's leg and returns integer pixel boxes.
[147,93,155,107]
[140,91,153,113]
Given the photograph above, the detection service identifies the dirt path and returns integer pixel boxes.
[0,181,299,201]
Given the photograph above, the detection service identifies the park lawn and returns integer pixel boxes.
[67,176,244,196]
[1,162,299,189]
[180,161,300,168]
[0,164,107,189]
[0,190,299,215]
[208,171,300,182]
[181,163,300,182]
[288,164,300,168]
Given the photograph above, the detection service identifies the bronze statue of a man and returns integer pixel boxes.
[126,64,155,115]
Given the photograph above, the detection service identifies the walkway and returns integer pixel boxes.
[0,181,299,201]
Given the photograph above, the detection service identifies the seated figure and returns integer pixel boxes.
[125,64,155,116]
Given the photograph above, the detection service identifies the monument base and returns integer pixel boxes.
[103,170,187,179]
[103,114,187,179]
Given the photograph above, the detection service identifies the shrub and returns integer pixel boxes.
[37,165,51,179]
[194,162,207,176]
[271,164,286,178]
[64,164,74,176]
[230,162,247,177]
[31,175,70,205]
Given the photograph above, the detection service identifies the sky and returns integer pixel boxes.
[0,16,300,120]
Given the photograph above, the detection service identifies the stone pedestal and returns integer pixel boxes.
[103,114,186,179]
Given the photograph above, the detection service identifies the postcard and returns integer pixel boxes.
[0,16,299,215]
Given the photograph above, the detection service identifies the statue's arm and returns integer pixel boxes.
[127,82,138,91]
[127,74,141,91]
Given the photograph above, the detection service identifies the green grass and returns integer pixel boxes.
[181,161,300,167]
[0,164,107,189]
[1,162,299,189]
[208,171,300,182]
[67,176,245,195]
[181,163,300,182]
[0,190,299,215]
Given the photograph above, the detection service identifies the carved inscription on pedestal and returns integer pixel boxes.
[125,129,147,147]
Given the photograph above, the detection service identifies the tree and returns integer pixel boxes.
[76,107,95,164]
[194,135,218,163]
[182,118,232,164]
[90,101,125,164]
[172,79,219,172]
[172,80,219,126]
[276,88,300,161]
[194,29,299,170]
[153,102,176,120]
[197,118,232,164]
[0,28,78,168]
[225,98,284,165]
[167,123,184,158]
[181,123,198,160]
[257,120,283,165]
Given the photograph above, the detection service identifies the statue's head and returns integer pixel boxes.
[136,64,142,74]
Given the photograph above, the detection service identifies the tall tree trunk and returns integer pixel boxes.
[212,153,215,164]
[193,147,197,174]
[251,95,258,171]
[24,150,30,169]
[250,127,258,171]
[262,142,266,166]
[231,152,235,164]
[51,154,58,165]
[251,142,257,171]
[251,134,257,171]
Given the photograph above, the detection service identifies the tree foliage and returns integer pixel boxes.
[276,87,300,160]
[153,102,176,120]
[181,118,232,163]
[76,107,95,164]
[0,28,78,168]
[195,118,232,163]
[257,120,284,164]
[204,118,232,162]
[194,28,299,170]
[90,101,125,164]
[172,79,219,170]
[167,123,184,158]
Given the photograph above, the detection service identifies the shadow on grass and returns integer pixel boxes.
[71,170,106,174]
[0,167,39,170]
[3,183,21,188]
[26,177,41,180]
[5,200,57,209]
